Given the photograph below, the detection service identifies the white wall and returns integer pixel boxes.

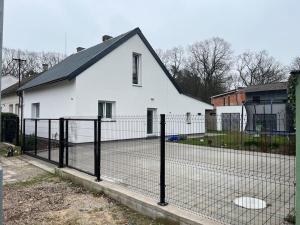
[1,75,18,90]
[215,105,247,131]
[1,94,19,115]
[23,80,76,118]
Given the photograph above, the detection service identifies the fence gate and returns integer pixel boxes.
[221,113,240,131]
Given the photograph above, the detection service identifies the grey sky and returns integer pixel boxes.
[4,0,300,65]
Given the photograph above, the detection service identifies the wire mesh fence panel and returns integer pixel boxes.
[101,116,160,200]
[36,119,50,159]
[164,114,295,225]
[66,119,96,175]
[49,120,60,163]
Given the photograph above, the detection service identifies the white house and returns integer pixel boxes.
[19,28,213,141]
[1,75,19,114]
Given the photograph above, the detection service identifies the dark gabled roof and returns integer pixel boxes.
[18,27,182,94]
[244,82,287,93]
[1,75,39,97]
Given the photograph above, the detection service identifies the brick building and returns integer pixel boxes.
[211,88,245,107]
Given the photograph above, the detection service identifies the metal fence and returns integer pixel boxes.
[22,115,296,225]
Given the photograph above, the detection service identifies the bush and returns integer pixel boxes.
[1,113,19,144]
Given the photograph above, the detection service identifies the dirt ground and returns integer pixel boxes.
[1,156,170,225]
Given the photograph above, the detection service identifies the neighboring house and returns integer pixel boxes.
[1,76,37,115]
[210,82,289,132]
[1,75,18,91]
[19,27,213,141]
[211,87,245,107]
[244,82,288,132]
[210,88,246,131]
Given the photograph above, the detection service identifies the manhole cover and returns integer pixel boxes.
[234,197,266,209]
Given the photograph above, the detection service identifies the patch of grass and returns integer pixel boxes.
[5,173,56,188]
[178,132,295,155]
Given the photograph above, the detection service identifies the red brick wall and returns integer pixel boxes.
[211,90,245,107]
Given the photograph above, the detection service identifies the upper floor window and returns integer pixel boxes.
[186,112,192,124]
[98,101,115,119]
[132,53,141,85]
[31,103,40,118]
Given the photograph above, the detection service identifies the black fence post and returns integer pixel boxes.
[48,120,51,161]
[22,119,26,153]
[34,119,37,156]
[94,119,97,177]
[16,117,20,146]
[65,119,69,167]
[97,116,101,181]
[158,114,168,206]
[59,118,65,168]
[1,117,3,142]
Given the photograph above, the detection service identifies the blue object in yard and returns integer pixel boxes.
[168,135,180,142]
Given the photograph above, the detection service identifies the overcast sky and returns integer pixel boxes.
[3,0,300,65]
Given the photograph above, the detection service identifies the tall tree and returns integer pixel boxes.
[236,50,286,86]
[156,46,185,79]
[183,37,233,103]
[1,47,65,79]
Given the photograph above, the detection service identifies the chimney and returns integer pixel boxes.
[102,35,113,42]
[76,47,85,52]
[42,63,48,71]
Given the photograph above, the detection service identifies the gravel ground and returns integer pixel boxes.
[1,156,172,225]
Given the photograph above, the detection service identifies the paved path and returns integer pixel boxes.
[0,156,46,184]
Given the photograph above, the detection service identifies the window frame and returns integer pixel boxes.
[186,112,192,124]
[9,104,13,113]
[98,101,115,120]
[31,103,40,118]
[15,103,19,115]
[132,52,142,86]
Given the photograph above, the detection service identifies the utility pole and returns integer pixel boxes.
[0,1,4,224]
[12,57,26,133]
[12,57,26,87]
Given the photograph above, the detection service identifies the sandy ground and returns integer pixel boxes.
[1,156,171,225]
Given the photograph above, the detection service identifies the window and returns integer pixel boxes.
[223,97,226,106]
[31,103,40,118]
[15,104,19,115]
[253,96,260,103]
[186,112,191,124]
[9,104,13,113]
[132,53,141,85]
[228,96,230,106]
[98,101,115,119]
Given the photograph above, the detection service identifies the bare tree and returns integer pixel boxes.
[1,47,65,79]
[290,56,300,71]
[156,47,185,78]
[236,50,286,86]
[183,37,233,102]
